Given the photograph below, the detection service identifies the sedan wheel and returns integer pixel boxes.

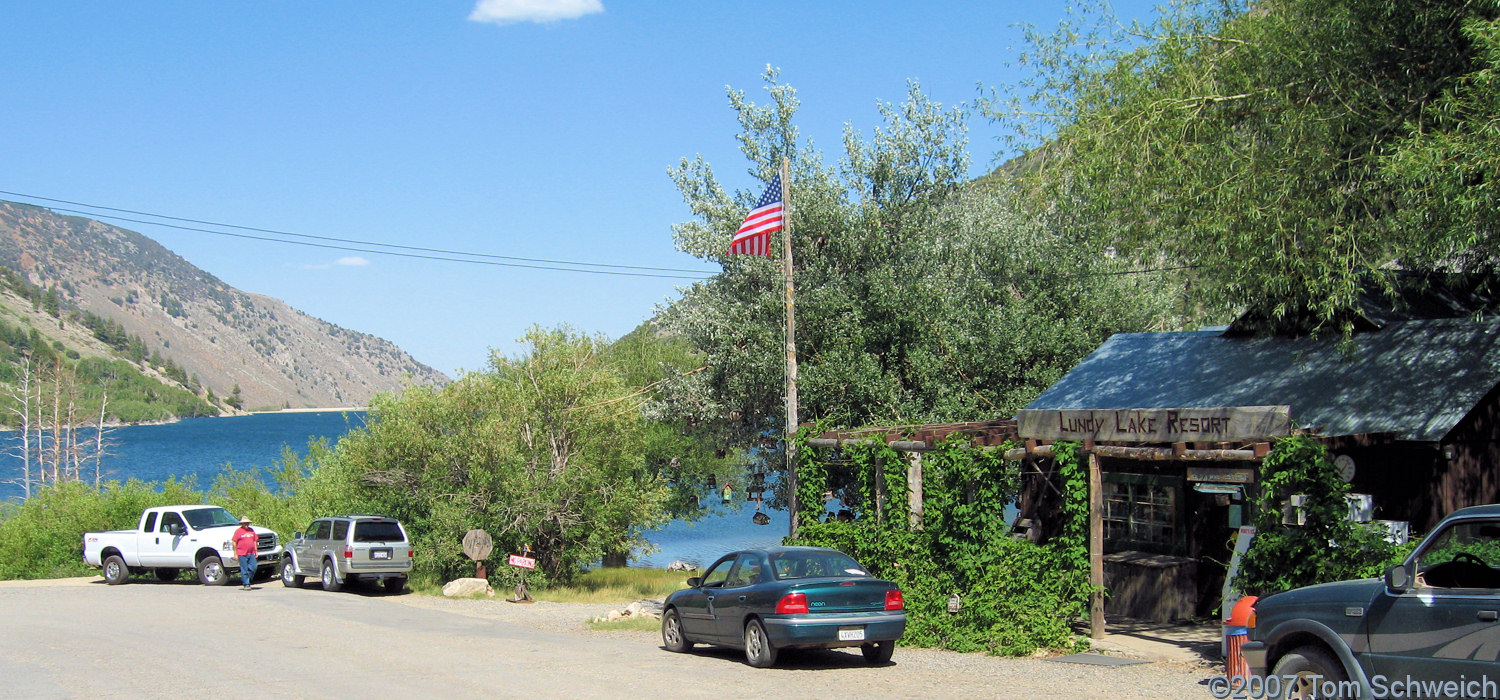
[281,558,304,588]
[661,609,693,653]
[861,640,895,664]
[743,619,778,668]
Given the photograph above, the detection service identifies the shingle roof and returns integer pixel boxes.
[1023,318,1500,442]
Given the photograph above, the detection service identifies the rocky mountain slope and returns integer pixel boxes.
[0,201,449,410]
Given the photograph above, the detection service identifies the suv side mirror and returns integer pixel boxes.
[686,576,703,588]
[293,532,302,540]
[1385,563,1413,593]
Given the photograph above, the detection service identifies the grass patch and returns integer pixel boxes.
[587,616,663,632]
[532,567,694,604]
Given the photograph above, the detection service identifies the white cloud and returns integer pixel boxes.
[298,257,371,270]
[468,0,603,26]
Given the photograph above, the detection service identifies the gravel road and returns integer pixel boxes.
[0,577,1215,699]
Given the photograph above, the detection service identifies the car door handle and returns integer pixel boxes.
[738,596,747,602]
[1480,610,1498,622]
[706,596,715,603]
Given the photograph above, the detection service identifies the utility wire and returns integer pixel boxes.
[0,190,718,279]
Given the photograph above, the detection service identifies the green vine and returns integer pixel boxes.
[788,432,1088,655]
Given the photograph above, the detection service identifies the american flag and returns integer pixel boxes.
[727,174,783,257]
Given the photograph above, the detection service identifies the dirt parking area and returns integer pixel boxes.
[0,577,1216,699]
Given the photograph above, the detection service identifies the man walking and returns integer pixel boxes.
[233,517,258,590]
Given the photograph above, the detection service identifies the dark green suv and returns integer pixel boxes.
[1244,504,1500,699]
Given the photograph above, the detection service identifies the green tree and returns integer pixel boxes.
[990,0,1497,334]
[1386,13,1500,270]
[305,326,670,582]
[665,69,1179,470]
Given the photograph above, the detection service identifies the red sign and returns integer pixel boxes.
[508,554,536,569]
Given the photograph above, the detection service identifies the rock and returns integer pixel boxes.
[442,578,495,598]
[631,599,665,618]
[607,610,625,622]
[666,560,695,572]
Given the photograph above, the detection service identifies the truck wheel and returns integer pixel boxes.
[154,568,180,582]
[320,560,343,592]
[103,555,130,585]
[1273,645,1347,699]
[281,557,304,588]
[197,556,229,586]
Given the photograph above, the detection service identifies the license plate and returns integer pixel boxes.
[838,627,865,641]
[371,549,391,560]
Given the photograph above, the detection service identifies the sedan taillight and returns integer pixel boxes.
[776,592,810,614]
[885,590,904,611]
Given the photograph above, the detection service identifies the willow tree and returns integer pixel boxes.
[661,69,1179,489]
[315,325,670,581]
[991,0,1497,334]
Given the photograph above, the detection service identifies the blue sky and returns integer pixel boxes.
[0,1,1165,378]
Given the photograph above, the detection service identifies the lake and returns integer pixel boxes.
[0,411,787,567]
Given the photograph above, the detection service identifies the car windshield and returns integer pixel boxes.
[353,521,404,543]
[770,551,868,580]
[182,507,240,530]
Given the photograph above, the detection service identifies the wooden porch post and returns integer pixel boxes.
[907,451,923,531]
[1088,446,1105,639]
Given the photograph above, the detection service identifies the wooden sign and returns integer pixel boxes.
[462,529,493,561]
[1186,466,1257,484]
[1017,406,1291,443]
[508,554,536,570]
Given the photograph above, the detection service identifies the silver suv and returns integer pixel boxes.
[279,515,412,593]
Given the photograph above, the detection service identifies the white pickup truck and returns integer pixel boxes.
[82,505,282,586]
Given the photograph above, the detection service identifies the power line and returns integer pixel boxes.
[0,190,719,280]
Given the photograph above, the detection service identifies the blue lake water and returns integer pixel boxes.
[0,411,787,567]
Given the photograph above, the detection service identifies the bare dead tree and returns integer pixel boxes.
[92,382,113,487]
[5,353,34,499]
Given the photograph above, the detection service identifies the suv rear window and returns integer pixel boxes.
[353,521,404,543]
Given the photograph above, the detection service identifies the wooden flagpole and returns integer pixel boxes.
[781,156,800,539]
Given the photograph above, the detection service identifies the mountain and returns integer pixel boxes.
[0,201,449,411]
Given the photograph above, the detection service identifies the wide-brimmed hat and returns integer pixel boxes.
[238,517,251,524]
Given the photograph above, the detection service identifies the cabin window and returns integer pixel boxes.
[1103,477,1182,553]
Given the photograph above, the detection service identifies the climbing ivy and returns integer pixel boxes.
[1236,435,1405,595]
[788,431,1090,656]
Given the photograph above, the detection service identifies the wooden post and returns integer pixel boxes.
[1087,448,1105,639]
[874,455,886,526]
[907,451,924,530]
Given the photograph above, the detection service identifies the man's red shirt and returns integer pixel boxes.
[233,526,258,557]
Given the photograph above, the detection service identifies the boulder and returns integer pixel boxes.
[666,560,695,572]
[442,577,495,598]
